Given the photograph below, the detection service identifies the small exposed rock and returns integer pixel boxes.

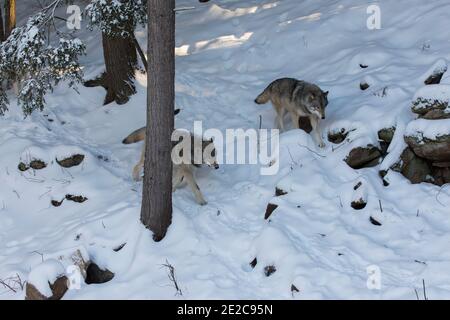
[275,187,288,196]
[328,128,349,144]
[264,203,278,220]
[51,199,64,207]
[249,258,257,269]
[291,284,300,294]
[65,194,88,203]
[351,198,367,210]
[18,162,28,172]
[369,216,382,226]
[29,159,47,170]
[56,154,85,168]
[345,146,382,169]
[360,82,370,91]
[85,263,114,284]
[264,265,276,277]
[378,127,396,144]
[360,64,368,69]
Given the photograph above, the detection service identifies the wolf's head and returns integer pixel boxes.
[202,138,219,169]
[295,84,329,119]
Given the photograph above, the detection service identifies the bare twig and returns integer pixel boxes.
[298,143,326,158]
[414,288,420,300]
[422,279,428,300]
[378,199,383,213]
[161,260,182,296]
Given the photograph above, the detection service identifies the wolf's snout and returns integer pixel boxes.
[214,164,219,169]
[322,116,325,119]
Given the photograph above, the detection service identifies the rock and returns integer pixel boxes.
[29,159,47,170]
[424,60,447,85]
[249,258,257,269]
[351,198,367,210]
[422,109,450,120]
[360,82,370,91]
[65,194,88,203]
[25,260,68,300]
[405,134,450,162]
[264,203,278,220]
[26,276,69,300]
[378,127,396,144]
[298,116,312,133]
[56,154,85,168]
[369,216,382,226]
[85,263,114,284]
[431,166,450,186]
[275,187,287,196]
[344,145,382,169]
[328,128,349,144]
[379,170,389,186]
[351,181,368,210]
[18,162,28,171]
[264,265,276,277]
[411,85,450,116]
[399,148,432,184]
[291,284,300,294]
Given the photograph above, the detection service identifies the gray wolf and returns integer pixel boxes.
[122,127,218,205]
[255,78,328,147]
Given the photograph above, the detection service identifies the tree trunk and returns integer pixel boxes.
[0,5,5,42]
[140,0,175,241]
[101,32,137,105]
[4,0,15,39]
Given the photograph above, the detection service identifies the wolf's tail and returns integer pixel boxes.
[122,127,146,144]
[254,85,272,104]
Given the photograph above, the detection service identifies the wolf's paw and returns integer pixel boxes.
[318,141,326,148]
[198,199,208,206]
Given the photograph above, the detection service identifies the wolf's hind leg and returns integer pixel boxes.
[172,166,184,192]
[289,111,300,129]
[132,143,146,181]
[273,103,285,131]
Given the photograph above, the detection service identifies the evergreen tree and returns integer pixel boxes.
[0,1,85,115]
[85,0,147,105]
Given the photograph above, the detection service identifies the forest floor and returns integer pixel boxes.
[1,0,450,299]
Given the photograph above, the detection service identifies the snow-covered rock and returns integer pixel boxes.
[411,85,450,117]
[25,260,68,300]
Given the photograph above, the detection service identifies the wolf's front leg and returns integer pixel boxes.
[182,166,207,205]
[310,116,325,148]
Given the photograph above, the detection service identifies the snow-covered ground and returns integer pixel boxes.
[2,0,450,299]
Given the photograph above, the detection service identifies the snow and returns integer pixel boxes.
[2,0,450,300]
[413,85,450,105]
[27,259,65,297]
[405,118,450,141]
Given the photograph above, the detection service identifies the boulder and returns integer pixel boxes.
[411,85,450,116]
[405,134,450,162]
[344,145,382,169]
[399,148,432,184]
[25,260,68,300]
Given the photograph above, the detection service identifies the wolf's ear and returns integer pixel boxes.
[324,91,329,97]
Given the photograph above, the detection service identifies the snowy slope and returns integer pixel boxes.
[2,0,450,299]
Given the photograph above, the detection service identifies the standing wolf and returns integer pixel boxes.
[122,127,218,205]
[255,78,328,148]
